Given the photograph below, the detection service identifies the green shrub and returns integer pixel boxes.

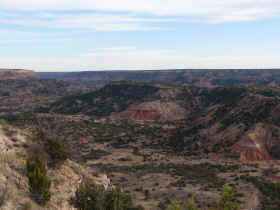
[22,201,32,210]
[169,202,184,210]
[219,185,239,210]
[26,156,51,205]
[46,138,67,164]
[168,196,198,210]
[70,182,105,210]
[104,187,134,210]
[185,197,198,210]
[70,182,143,210]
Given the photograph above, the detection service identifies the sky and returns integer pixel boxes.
[0,0,280,71]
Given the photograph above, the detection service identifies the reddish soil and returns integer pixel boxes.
[77,136,94,143]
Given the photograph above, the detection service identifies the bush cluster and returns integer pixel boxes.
[46,138,67,165]
[169,196,198,210]
[26,156,52,205]
[219,185,240,210]
[70,182,144,210]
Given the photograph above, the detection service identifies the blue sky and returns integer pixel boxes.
[0,0,280,71]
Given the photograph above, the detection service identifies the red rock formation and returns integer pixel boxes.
[209,123,274,162]
[232,143,272,162]
[118,100,187,122]
[232,124,272,162]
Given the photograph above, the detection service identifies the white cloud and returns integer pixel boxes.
[1,48,279,71]
[84,47,138,53]
[0,1,279,32]
[1,2,279,70]
[0,12,171,31]
[1,0,280,23]
[0,29,73,46]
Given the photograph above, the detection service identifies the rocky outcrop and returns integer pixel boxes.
[155,87,181,98]
[119,100,187,122]
[232,124,272,162]
[0,122,29,156]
